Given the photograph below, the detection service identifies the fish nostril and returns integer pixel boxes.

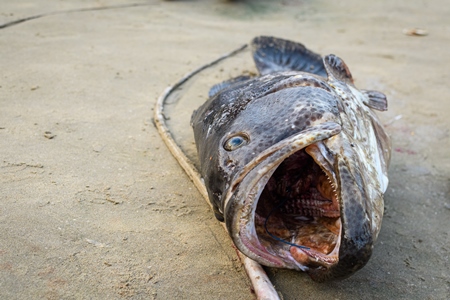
[226,159,235,168]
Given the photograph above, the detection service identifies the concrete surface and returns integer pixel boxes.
[1,1,449,299]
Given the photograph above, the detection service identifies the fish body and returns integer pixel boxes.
[191,36,391,281]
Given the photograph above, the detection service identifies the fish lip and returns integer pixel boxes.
[222,122,342,269]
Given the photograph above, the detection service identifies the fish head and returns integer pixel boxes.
[191,54,391,281]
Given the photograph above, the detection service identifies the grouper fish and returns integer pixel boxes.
[191,36,391,281]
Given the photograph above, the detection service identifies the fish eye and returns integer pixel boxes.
[223,134,249,151]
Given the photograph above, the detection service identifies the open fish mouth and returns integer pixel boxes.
[255,147,341,269]
[224,123,343,272]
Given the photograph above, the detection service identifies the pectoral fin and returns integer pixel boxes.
[323,54,354,85]
[361,90,388,111]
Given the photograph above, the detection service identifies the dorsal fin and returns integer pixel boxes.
[361,90,388,111]
[251,36,327,77]
[323,54,354,85]
[208,75,252,98]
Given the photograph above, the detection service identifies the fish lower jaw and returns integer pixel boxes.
[236,214,341,271]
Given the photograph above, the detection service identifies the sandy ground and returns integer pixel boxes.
[1,1,449,299]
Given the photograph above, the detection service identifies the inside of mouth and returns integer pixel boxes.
[254,148,341,265]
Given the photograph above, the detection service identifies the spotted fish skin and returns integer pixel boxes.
[193,73,339,216]
[191,36,391,281]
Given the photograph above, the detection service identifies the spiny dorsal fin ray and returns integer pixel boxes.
[251,36,327,77]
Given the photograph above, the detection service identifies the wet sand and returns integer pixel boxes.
[1,1,449,299]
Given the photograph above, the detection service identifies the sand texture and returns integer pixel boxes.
[1,1,449,299]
